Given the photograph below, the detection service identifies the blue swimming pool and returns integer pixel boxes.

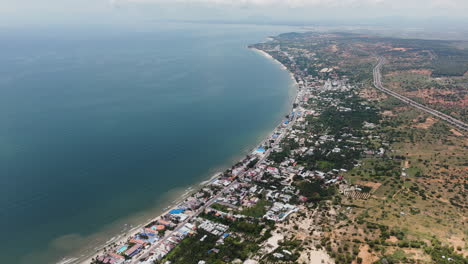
[116,246,128,254]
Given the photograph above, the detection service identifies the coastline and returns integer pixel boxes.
[251,47,298,86]
[60,47,298,264]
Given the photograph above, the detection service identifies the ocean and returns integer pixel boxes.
[0,22,297,264]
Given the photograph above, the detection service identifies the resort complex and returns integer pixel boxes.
[90,32,467,264]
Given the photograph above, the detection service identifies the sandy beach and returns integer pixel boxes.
[57,47,299,264]
[252,47,298,85]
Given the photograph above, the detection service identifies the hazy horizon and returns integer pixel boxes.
[1,1,467,264]
[1,0,468,27]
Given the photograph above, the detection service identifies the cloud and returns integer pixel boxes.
[121,0,380,7]
[2,0,466,26]
[117,0,467,9]
[110,0,468,22]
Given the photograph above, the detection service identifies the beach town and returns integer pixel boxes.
[3,1,467,262]
[84,27,468,263]
[85,38,381,264]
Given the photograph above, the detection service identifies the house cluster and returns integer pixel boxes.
[195,218,229,237]
[91,42,386,264]
[264,202,299,221]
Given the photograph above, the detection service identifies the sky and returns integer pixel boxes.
[0,0,467,26]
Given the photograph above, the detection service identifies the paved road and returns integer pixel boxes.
[132,106,300,263]
[373,57,468,132]
[132,61,303,264]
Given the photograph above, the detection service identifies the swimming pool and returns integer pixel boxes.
[116,246,128,254]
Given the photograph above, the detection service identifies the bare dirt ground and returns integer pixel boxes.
[298,249,334,264]
[355,181,382,192]
[354,245,379,264]
[403,160,410,169]
[328,44,338,53]
[391,47,408,52]
[277,207,335,264]
[407,88,467,107]
[386,236,399,243]
[413,116,437,129]
[382,110,395,117]
[450,128,464,136]
[408,69,432,75]
[260,231,284,254]
[359,87,387,101]
[402,248,432,262]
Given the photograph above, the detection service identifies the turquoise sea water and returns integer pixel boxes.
[0,23,296,264]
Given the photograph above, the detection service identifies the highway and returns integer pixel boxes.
[373,57,468,132]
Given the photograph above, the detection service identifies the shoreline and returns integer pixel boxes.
[251,47,298,85]
[60,47,298,264]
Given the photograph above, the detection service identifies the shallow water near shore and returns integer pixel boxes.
[0,22,297,264]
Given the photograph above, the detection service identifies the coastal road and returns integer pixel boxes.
[131,89,301,264]
[373,57,468,132]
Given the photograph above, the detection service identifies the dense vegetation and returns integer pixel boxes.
[240,199,272,218]
[158,230,260,264]
[296,180,336,201]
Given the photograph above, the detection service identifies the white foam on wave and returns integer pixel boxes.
[56,257,78,264]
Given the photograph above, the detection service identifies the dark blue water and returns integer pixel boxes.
[0,23,295,264]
